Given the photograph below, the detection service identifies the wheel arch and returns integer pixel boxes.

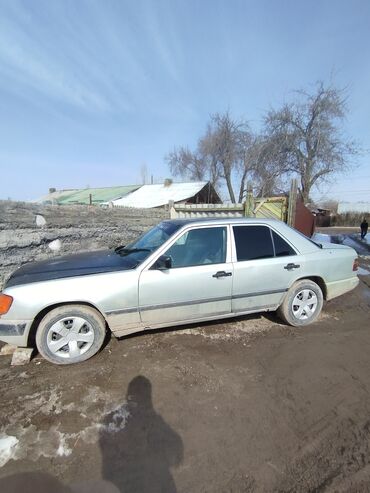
[291,276,327,300]
[27,301,110,347]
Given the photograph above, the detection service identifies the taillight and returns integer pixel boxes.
[0,294,13,315]
[353,258,359,271]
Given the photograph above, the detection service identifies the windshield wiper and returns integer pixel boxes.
[115,246,151,256]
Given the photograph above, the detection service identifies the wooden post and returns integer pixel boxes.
[89,193,92,206]
[168,200,176,219]
[287,179,298,227]
[244,182,254,217]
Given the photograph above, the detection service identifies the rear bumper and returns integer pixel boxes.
[326,276,359,301]
[0,320,32,347]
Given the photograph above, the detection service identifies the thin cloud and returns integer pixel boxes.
[0,2,125,112]
[141,1,183,85]
[0,1,193,116]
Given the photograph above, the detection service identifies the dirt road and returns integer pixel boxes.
[0,270,369,492]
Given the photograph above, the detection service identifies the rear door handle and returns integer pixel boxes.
[212,271,232,278]
[284,263,300,270]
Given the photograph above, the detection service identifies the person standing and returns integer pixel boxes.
[360,218,368,239]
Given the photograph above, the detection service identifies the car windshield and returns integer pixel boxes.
[115,222,182,266]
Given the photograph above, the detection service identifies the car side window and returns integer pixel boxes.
[165,227,227,268]
[233,226,274,261]
[271,230,296,257]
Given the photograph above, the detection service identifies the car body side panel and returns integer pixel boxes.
[279,247,358,302]
[231,256,301,313]
[291,248,357,284]
[1,270,142,337]
[325,277,359,300]
[138,262,233,325]
[228,223,303,312]
[137,305,274,332]
[137,223,233,326]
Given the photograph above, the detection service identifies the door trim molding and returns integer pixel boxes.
[106,288,287,315]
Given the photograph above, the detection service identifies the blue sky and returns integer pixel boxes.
[0,0,369,202]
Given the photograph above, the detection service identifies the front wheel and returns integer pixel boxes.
[36,305,107,365]
[277,280,323,327]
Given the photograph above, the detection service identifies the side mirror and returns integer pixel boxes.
[154,255,172,270]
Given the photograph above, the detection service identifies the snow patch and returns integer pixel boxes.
[35,214,46,227]
[48,239,62,251]
[57,435,72,457]
[0,434,19,467]
[0,386,130,467]
[104,404,130,433]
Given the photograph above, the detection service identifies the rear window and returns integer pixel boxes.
[233,226,274,261]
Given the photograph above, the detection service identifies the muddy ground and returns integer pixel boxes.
[0,268,369,492]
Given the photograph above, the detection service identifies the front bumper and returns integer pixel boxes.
[0,319,32,347]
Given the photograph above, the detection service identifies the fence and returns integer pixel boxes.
[171,197,288,220]
[170,180,315,236]
[170,203,245,219]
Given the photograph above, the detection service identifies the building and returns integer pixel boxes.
[34,185,141,205]
[33,181,221,208]
[106,181,221,208]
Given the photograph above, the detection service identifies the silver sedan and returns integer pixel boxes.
[0,218,359,364]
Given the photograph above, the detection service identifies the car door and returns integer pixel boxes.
[138,225,233,326]
[231,224,302,313]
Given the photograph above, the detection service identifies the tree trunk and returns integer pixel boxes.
[238,169,248,202]
[300,177,310,203]
[225,174,236,203]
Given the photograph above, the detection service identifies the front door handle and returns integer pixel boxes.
[212,271,232,278]
[284,263,300,270]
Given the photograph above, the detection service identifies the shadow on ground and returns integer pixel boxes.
[0,376,183,493]
[100,375,183,493]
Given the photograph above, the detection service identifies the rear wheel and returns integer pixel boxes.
[36,305,106,365]
[278,279,323,327]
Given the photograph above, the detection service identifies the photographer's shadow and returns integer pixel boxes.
[99,376,183,493]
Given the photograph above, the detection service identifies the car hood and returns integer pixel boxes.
[5,249,137,288]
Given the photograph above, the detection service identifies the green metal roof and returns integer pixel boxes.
[37,185,141,205]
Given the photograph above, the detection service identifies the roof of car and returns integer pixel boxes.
[162,217,282,226]
[161,217,320,255]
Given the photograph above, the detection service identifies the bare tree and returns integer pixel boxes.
[207,112,243,203]
[198,125,223,189]
[250,133,294,197]
[264,82,359,202]
[167,112,255,203]
[166,147,209,182]
[166,84,359,203]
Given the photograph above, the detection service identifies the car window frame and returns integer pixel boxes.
[164,225,229,269]
[142,224,233,271]
[270,227,298,258]
[230,223,298,263]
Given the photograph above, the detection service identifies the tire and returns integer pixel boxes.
[277,279,323,327]
[36,305,107,365]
